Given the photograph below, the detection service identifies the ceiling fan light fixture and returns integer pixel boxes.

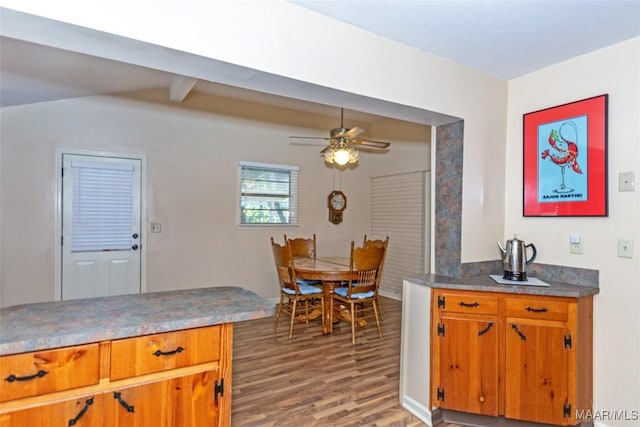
[325,145,359,166]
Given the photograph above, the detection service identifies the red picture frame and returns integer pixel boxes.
[523,94,608,217]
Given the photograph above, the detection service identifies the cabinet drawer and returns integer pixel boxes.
[0,344,100,402]
[439,292,498,315]
[506,297,568,321]
[110,326,221,381]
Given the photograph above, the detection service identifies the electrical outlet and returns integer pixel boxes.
[151,223,162,233]
[570,236,584,255]
[617,238,633,258]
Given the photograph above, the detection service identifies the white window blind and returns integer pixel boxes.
[71,161,134,252]
[371,172,427,298]
[238,161,299,226]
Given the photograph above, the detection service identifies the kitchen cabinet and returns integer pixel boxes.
[0,287,274,427]
[431,290,499,416]
[0,325,230,426]
[431,288,593,426]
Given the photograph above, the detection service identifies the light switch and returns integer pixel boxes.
[617,238,633,258]
[619,172,635,192]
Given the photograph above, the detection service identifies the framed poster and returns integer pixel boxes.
[523,94,608,217]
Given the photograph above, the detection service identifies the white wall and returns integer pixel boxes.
[0,90,429,306]
[506,38,640,424]
[0,0,508,264]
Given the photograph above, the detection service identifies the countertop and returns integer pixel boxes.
[405,273,599,298]
[0,286,275,356]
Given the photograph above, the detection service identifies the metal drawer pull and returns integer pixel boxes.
[478,322,494,336]
[459,301,479,308]
[68,397,94,426]
[153,346,185,357]
[4,369,49,383]
[511,324,527,341]
[525,306,548,313]
[114,392,135,413]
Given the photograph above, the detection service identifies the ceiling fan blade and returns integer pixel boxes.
[343,126,365,139]
[289,136,330,141]
[354,139,391,149]
[290,141,326,146]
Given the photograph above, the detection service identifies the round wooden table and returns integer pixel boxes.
[294,257,357,334]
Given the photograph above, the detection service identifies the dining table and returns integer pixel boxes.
[293,256,357,334]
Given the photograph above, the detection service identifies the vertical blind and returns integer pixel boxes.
[71,161,134,252]
[371,171,427,299]
[238,161,299,226]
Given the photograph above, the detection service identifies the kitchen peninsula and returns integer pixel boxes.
[0,286,274,426]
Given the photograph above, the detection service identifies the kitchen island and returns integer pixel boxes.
[0,286,274,426]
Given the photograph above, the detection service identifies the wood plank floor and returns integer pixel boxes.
[231,296,466,427]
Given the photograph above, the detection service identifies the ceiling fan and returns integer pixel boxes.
[289,108,390,165]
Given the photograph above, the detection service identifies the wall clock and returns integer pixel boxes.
[327,190,347,224]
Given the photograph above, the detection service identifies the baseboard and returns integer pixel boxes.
[442,410,594,427]
[379,289,402,301]
[402,395,436,426]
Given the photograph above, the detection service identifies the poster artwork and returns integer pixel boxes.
[537,115,588,203]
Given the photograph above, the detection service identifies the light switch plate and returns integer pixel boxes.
[617,238,633,258]
[619,171,635,192]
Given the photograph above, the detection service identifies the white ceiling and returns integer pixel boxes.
[292,0,640,80]
[1,1,639,123]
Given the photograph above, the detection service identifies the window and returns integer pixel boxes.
[238,161,299,226]
[70,160,135,251]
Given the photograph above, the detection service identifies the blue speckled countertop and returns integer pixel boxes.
[405,274,599,298]
[0,286,275,356]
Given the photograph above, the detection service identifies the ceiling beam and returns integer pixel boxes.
[169,76,198,102]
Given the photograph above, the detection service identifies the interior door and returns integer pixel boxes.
[61,154,141,300]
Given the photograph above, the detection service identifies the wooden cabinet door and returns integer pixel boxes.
[437,316,499,416]
[505,320,569,425]
[0,394,103,426]
[103,371,219,427]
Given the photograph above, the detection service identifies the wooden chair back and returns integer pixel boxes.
[285,233,317,258]
[271,237,299,295]
[363,235,389,249]
[345,241,385,297]
[363,235,389,278]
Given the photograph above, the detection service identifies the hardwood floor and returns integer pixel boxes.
[231,296,466,427]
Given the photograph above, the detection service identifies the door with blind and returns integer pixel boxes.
[371,171,430,299]
[61,154,141,300]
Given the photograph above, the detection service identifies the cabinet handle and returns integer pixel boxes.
[113,392,135,413]
[67,397,94,426]
[511,324,527,341]
[478,322,494,336]
[459,301,480,308]
[4,369,49,383]
[525,306,548,313]
[153,346,185,357]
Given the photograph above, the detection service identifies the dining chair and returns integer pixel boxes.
[333,241,385,344]
[285,234,320,285]
[271,237,324,339]
[284,233,316,258]
[363,235,389,319]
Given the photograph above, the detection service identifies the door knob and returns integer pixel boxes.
[132,244,139,250]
